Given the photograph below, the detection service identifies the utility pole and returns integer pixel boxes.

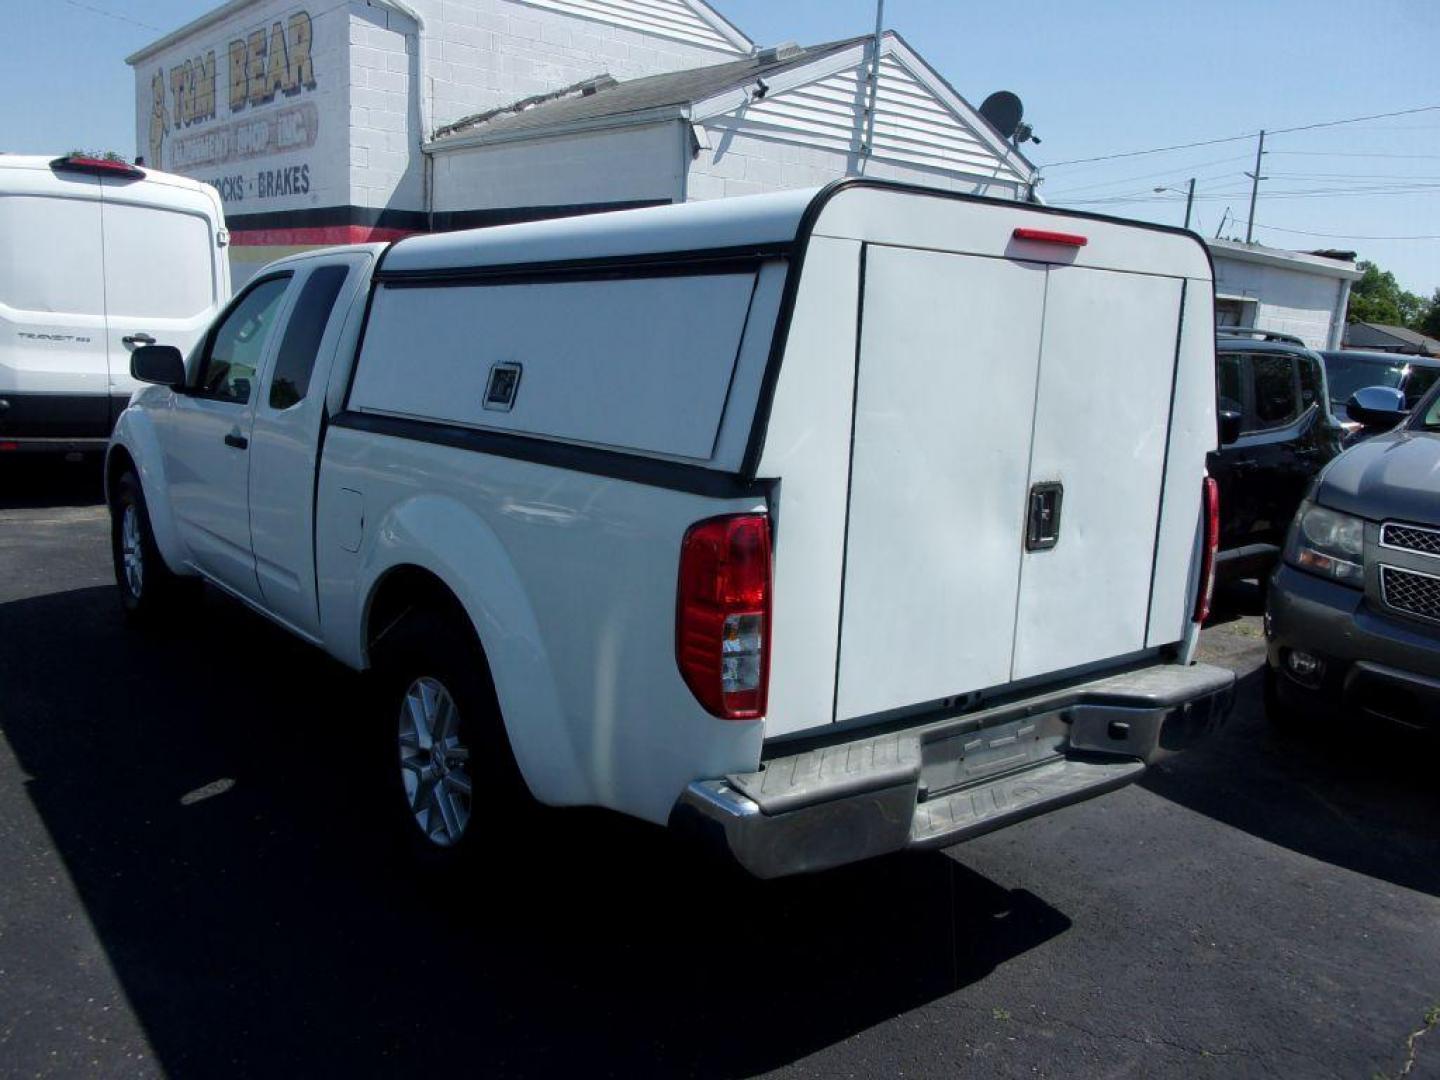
[1245,130,1267,244]
[1183,176,1196,230]
[859,0,885,168]
[1214,207,1231,239]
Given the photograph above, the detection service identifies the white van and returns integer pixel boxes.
[109,182,1234,877]
[0,155,229,453]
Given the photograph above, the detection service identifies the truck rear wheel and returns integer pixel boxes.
[111,471,194,622]
[374,611,529,866]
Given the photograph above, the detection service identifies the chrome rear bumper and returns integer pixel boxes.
[673,662,1235,879]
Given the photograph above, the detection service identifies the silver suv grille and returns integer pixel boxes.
[1381,522,1440,558]
[1380,565,1440,623]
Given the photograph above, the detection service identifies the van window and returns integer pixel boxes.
[268,266,349,410]
[102,202,214,320]
[198,276,291,404]
[1251,354,1299,428]
[0,195,105,316]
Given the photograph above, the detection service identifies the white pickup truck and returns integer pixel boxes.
[107,181,1234,878]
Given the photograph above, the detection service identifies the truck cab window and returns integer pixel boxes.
[269,266,350,410]
[198,276,290,404]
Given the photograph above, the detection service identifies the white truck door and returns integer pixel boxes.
[100,192,221,424]
[247,254,368,636]
[159,273,294,598]
[834,246,1047,722]
[1009,268,1183,680]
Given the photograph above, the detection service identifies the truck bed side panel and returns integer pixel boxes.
[316,427,767,825]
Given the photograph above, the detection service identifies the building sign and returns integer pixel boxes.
[142,5,327,210]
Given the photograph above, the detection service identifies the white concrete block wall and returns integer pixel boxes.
[348,3,423,212]
[687,127,1023,203]
[1213,257,1349,351]
[432,122,684,211]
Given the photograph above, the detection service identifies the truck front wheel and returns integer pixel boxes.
[111,471,195,622]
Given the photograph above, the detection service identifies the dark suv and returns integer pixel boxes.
[1318,349,1440,441]
[1210,330,1346,582]
[1265,380,1440,731]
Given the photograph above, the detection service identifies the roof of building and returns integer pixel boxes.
[428,38,865,145]
[1207,238,1363,281]
[127,0,752,65]
[1344,322,1440,355]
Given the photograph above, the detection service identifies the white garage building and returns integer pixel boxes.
[128,0,1036,283]
[1207,239,1361,352]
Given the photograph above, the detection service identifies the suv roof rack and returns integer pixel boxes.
[1216,327,1306,347]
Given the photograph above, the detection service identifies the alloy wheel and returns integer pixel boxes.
[121,503,144,598]
[398,676,473,847]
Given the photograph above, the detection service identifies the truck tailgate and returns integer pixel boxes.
[835,244,1188,722]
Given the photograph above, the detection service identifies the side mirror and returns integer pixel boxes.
[1346,385,1407,429]
[130,344,186,390]
[1218,409,1243,446]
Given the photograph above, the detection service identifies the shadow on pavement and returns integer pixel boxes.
[0,584,1070,1078]
[1142,666,1440,899]
[0,456,105,510]
[1206,578,1265,627]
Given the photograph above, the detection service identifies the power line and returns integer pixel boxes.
[1271,151,1440,160]
[1042,155,1251,197]
[1253,223,1440,241]
[1067,185,1440,206]
[1038,104,1440,169]
[62,0,161,31]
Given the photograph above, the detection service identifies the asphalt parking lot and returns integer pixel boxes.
[1,458,1438,1079]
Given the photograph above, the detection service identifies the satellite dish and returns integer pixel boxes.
[979,91,1024,140]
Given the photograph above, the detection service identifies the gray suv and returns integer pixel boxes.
[1265,381,1440,732]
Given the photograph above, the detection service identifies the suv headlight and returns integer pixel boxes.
[1286,502,1365,587]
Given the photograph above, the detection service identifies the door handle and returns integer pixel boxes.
[123,332,157,347]
[224,431,248,450]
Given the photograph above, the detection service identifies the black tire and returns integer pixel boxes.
[110,471,195,622]
[373,610,532,868]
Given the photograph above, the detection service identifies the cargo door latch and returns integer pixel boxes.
[1026,482,1063,552]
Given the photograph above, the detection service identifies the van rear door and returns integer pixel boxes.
[100,181,223,420]
[834,244,1186,722]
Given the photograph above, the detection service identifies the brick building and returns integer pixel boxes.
[128,0,1035,283]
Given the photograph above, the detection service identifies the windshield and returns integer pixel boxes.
[1403,365,1440,408]
[1418,384,1440,431]
[1323,353,1405,405]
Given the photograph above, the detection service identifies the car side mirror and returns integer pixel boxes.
[1346,385,1407,429]
[130,344,186,390]
[1218,409,1243,446]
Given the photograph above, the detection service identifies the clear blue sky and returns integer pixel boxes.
[5,0,1438,293]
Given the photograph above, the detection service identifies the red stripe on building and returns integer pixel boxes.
[230,225,417,246]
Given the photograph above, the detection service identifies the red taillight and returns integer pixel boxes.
[677,514,772,720]
[0,442,17,452]
[1195,476,1220,624]
[50,155,144,180]
[1013,227,1088,248]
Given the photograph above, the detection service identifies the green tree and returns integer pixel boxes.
[1420,288,1440,341]
[1347,260,1425,327]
